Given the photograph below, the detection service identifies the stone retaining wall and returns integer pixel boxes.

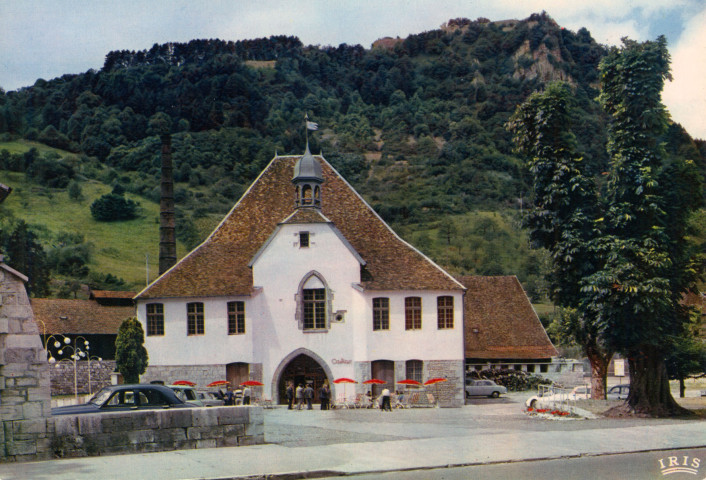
[50,360,115,396]
[52,406,264,458]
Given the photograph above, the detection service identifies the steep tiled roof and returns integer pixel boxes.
[89,290,135,300]
[31,298,135,335]
[136,155,463,299]
[459,275,558,360]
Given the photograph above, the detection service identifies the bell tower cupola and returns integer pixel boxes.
[292,142,323,209]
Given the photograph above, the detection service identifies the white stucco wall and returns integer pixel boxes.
[137,295,254,365]
[251,222,364,382]
[136,219,465,402]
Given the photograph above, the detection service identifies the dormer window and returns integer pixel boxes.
[299,231,310,248]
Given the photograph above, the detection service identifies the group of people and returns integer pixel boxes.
[222,386,251,406]
[285,381,331,410]
[284,381,396,411]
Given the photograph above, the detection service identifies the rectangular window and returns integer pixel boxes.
[437,296,454,329]
[227,301,245,335]
[303,288,326,330]
[406,360,423,383]
[373,297,389,331]
[299,231,310,248]
[405,297,422,330]
[146,303,164,336]
[187,302,204,335]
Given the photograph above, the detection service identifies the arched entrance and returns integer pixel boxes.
[274,350,331,405]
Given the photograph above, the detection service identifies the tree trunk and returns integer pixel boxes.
[586,342,611,400]
[625,346,690,417]
[679,374,686,398]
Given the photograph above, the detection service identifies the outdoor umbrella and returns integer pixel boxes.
[207,380,230,388]
[333,377,357,404]
[240,380,264,386]
[362,379,386,385]
[424,378,447,386]
[172,380,196,386]
[396,379,422,386]
[424,378,448,406]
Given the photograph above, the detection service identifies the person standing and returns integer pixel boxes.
[286,382,294,410]
[225,387,234,406]
[296,384,304,410]
[304,383,314,410]
[320,383,330,410]
[242,385,251,405]
[381,387,391,411]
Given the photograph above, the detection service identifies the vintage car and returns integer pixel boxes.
[51,384,198,415]
[465,379,508,398]
[606,384,630,400]
[525,385,591,409]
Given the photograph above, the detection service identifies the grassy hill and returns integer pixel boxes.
[0,141,192,289]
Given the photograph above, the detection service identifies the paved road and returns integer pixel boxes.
[265,392,700,448]
[1,393,704,480]
[314,448,706,480]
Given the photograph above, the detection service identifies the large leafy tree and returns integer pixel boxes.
[584,36,703,416]
[115,317,149,384]
[508,82,612,399]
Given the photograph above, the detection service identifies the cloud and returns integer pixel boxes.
[662,7,706,139]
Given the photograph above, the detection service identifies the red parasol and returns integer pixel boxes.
[362,378,386,385]
[397,379,422,386]
[172,380,196,386]
[424,378,447,386]
[333,377,356,384]
[207,380,230,387]
[240,380,264,387]
[333,377,357,404]
[424,378,447,407]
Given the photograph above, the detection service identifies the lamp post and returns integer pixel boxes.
[87,355,102,395]
[57,336,89,401]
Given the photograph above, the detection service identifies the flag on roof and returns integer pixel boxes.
[306,120,318,131]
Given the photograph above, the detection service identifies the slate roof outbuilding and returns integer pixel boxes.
[136,154,464,299]
[459,275,558,360]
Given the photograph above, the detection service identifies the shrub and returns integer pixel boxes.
[90,193,138,221]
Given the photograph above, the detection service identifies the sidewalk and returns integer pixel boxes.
[2,404,705,480]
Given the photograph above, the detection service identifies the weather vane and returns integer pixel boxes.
[305,114,318,147]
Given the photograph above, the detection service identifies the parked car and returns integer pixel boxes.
[607,384,630,400]
[51,384,198,415]
[465,379,508,398]
[168,385,226,407]
[196,390,226,407]
[525,385,591,409]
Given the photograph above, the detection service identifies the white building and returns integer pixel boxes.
[135,147,467,406]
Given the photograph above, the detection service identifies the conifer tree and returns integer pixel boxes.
[115,317,149,384]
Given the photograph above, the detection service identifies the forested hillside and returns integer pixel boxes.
[0,13,703,298]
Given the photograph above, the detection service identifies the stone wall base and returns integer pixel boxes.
[51,406,264,458]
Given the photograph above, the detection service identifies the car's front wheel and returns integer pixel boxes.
[489,391,500,398]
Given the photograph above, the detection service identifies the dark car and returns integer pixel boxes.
[51,384,198,415]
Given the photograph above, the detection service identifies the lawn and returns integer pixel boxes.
[1,169,187,289]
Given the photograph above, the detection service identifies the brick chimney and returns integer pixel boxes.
[159,134,176,275]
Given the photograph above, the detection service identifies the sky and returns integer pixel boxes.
[1,0,704,139]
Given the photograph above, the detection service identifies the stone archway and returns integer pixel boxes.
[272,348,333,404]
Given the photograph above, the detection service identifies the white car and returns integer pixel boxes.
[526,385,591,409]
[465,379,508,398]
